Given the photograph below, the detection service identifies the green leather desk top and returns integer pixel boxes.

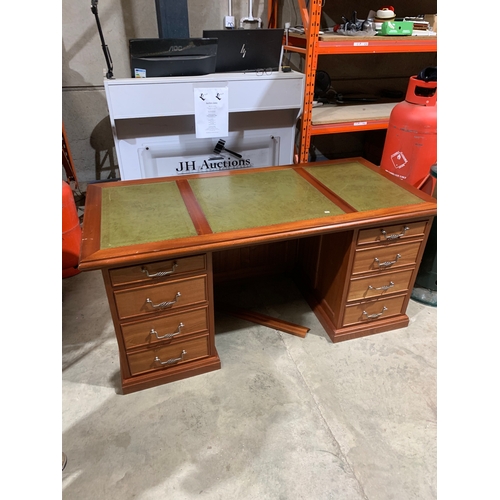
[101,181,198,249]
[188,169,345,235]
[80,159,435,269]
[304,161,422,212]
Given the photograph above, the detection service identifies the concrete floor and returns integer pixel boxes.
[62,269,437,500]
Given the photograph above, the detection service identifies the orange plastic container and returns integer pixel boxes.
[62,181,81,278]
[380,75,437,189]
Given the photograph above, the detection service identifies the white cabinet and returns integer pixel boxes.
[104,71,305,180]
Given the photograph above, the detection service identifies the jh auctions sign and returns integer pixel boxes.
[176,156,252,174]
[139,135,279,178]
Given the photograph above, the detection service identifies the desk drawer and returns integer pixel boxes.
[352,241,421,275]
[109,254,206,286]
[127,335,210,376]
[114,275,208,320]
[121,306,209,350]
[347,269,414,302]
[342,295,406,327]
[357,221,427,245]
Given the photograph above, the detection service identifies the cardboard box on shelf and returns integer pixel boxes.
[424,14,437,33]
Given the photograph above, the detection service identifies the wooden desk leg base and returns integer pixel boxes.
[327,316,410,343]
[120,353,221,395]
[304,292,410,343]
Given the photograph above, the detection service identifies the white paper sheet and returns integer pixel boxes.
[194,87,229,138]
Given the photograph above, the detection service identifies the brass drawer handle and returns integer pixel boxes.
[150,323,184,340]
[362,306,388,319]
[374,254,401,268]
[154,350,186,366]
[368,281,394,291]
[146,292,181,309]
[381,226,409,240]
[142,262,178,278]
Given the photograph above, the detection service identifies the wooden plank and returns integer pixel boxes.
[312,102,397,125]
[218,304,310,338]
[318,33,436,41]
[289,32,436,41]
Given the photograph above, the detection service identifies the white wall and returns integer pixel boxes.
[62,0,269,187]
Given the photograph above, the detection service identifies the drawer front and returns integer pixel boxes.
[121,306,210,350]
[114,275,208,320]
[347,269,414,302]
[343,295,406,327]
[352,241,421,275]
[109,254,206,286]
[357,221,427,246]
[127,335,210,376]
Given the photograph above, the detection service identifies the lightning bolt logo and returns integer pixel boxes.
[240,44,246,58]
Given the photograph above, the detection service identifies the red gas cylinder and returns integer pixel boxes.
[380,68,437,190]
[62,181,82,278]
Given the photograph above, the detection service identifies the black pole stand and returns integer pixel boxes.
[91,0,114,79]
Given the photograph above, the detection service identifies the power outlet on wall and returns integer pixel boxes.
[224,16,235,28]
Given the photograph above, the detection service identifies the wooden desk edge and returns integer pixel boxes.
[79,205,436,271]
[78,158,437,271]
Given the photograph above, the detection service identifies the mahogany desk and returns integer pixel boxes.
[79,158,436,394]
